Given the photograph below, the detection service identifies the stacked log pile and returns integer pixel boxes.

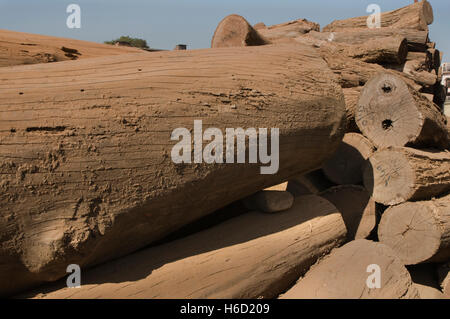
[1,0,449,299]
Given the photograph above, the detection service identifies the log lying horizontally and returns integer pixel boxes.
[323,0,433,32]
[211,14,267,48]
[320,185,376,240]
[378,194,450,265]
[255,19,320,43]
[356,73,448,149]
[280,240,419,299]
[322,133,375,185]
[0,43,346,297]
[364,147,450,206]
[28,195,347,299]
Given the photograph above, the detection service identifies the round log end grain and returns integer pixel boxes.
[211,14,267,48]
[320,185,376,240]
[280,240,419,299]
[323,133,374,185]
[378,199,449,265]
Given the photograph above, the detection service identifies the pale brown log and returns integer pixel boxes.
[0,43,346,297]
[211,14,267,48]
[438,262,450,297]
[256,19,320,43]
[0,29,142,67]
[356,73,448,149]
[323,133,375,185]
[378,194,450,265]
[280,240,419,299]
[342,87,362,132]
[26,195,347,299]
[320,185,376,240]
[305,29,429,52]
[323,1,434,32]
[364,147,450,206]
[408,264,447,299]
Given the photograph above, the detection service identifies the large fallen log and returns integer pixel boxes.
[0,29,142,67]
[305,29,429,52]
[319,185,376,240]
[279,240,419,299]
[0,43,346,297]
[378,194,450,265]
[255,19,320,43]
[364,147,450,206]
[323,0,433,32]
[26,195,347,299]
[211,14,267,48]
[356,73,448,149]
[322,133,375,185]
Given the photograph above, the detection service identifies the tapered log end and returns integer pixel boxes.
[423,0,434,25]
[356,73,423,148]
[211,14,267,48]
[378,202,441,265]
[363,148,415,206]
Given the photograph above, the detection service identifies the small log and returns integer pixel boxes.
[342,87,362,132]
[256,19,320,43]
[408,264,447,299]
[243,190,294,213]
[211,14,267,48]
[280,240,419,299]
[438,262,450,297]
[323,133,375,185]
[364,147,450,206]
[28,195,347,299]
[0,43,347,297]
[356,73,448,149]
[287,170,335,196]
[378,194,450,265]
[323,1,433,32]
[320,185,376,240]
[306,29,429,52]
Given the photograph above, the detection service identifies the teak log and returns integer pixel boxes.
[342,87,362,132]
[323,1,433,32]
[320,185,376,240]
[0,44,346,296]
[322,133,375,185]
[211,14,267,48]
[364,147,450,206]
[280,240,419,299]
[356,73,448,149]
[256,19,320,43]
[378,194,450,265]
[27,195,347,299]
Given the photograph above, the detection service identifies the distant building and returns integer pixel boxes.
[174,44,187,51]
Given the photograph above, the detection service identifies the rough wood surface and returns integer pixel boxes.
[356,73,448,149]
[26,195,347,299]
[323,133,375,185]
[280,240,419,299]
[342,87,362,132]
[364,147,450,206]
[323,0,433,32]
[306,29,429,52]
[256,19,319,43]
[378,194,450,265]
[0,29,142,67]
[0,43,346,297]
[320,185,376,240]
[211,14,267,48]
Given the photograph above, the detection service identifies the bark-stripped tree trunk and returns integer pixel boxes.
[0,44,346,297]
[323,0,433,32]
[342,87,362,132]
[364,148,450,206]
[211,14,267,48]
[255,19,320,43]
[279,240,419,299]
[356,73,448,149]
[319,185,376,240]
[322,133,375,185]
[26,195,347,299]
[378,194,450,265]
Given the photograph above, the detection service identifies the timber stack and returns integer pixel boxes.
[0,0,449,299]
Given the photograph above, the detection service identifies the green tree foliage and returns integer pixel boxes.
[104,36,149,49]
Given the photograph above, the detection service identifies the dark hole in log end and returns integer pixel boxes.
[381,84,392,94]
[382,119,393,130]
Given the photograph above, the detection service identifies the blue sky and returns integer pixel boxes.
[0,0,449,60]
